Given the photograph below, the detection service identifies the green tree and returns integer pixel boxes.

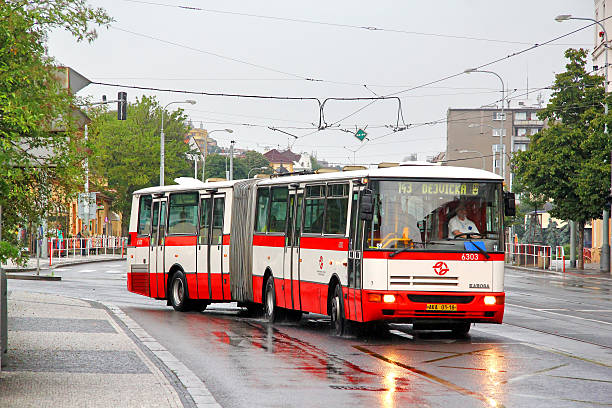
[203,154,228,180]
[241,151,270,176]
[0,1,111,264]
[88,96,193,233]
[512,48,611,269]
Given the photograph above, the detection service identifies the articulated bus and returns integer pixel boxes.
[127,164,515,336]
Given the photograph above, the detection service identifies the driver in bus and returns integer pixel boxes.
[448,203,480,239]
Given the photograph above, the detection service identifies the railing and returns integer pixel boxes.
[48,236,127,267]
[505,243,552,269]
[506,243,567,272]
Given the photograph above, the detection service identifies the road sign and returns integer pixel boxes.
[78,192,97,220]
[355,129,367,141]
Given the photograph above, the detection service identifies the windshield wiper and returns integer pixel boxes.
[465,238,490,260]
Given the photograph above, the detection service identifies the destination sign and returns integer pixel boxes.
[398,182,479,196]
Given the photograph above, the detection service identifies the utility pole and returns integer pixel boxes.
[229,140,235,181]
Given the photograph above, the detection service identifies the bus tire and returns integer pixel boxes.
[170,271,190,312]
[451,322,471,337]
[264,277,279,323]
[330,284,346,336]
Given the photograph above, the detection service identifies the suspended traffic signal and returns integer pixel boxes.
[117,92,127,120]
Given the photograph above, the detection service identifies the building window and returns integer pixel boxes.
[530,111,540,120]
[493,112,506,121]
[530,128,540,135]
[513,143,528,152]
[517,128,527,137]
[515,112,527,120]
[492,128,506,137]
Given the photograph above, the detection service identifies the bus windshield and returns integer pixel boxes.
[365,179,503,252]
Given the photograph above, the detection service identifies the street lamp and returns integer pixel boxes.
[248,166,268,179]
[196,128,233,181]
[556,14,610,273]
[456,149,486,170]
[464,68,506,180]
[160,100,196,186]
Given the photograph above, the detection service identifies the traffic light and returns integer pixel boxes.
[117,92,127,120]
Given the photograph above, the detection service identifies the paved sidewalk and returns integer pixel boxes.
[0,291,187,407]
[506,261,612,279]
[2,254,126,273]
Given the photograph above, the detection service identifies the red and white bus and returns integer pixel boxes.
[127,164,514,336]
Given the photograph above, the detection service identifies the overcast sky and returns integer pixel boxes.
[48,0,593,165]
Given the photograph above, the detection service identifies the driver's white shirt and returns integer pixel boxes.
[448,215,479,239]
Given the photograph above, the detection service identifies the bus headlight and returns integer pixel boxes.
[484,296,496,305]
[383,294,396,303]
[368,294,382,302]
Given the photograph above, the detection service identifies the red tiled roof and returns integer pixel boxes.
[264,149,300,164]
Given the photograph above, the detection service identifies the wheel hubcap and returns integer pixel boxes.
[265,284,274,318]
[332,295,340,329]
[173,279,184,305]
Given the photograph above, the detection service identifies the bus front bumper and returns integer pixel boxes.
[360,290,505,324]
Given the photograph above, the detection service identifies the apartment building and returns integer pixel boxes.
[446,99,544,186]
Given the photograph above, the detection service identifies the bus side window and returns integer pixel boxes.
[211,197,225,244]
[269,187,288,233]
[303,185,325,234]
[255,188,270,233]
[324,183,349,235]
[167,192,198,235]
[199,197,211,244]
[137,195,153,236]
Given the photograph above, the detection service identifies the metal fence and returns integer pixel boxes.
[505,243,567,272]
[48,236,127,267]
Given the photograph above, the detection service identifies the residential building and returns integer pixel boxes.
[594,0,611,82]
[592,0,612,265]
[445,99,545,186]
[185,127,218,155]
[263,149,301,173]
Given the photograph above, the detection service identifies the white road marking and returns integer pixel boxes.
[389,329,414,340]
[506,302,612,325]
[78,269,96,272]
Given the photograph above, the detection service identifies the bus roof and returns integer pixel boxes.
[133,165,502,195]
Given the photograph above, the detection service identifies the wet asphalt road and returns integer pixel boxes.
[7,261,612,407]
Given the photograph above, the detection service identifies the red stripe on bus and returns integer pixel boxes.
[132,236,150,247]
[300,236,348,251]
[363,251,505,261]
[165,235,197,246]
[252,234,285,247]
[223,234,230,245]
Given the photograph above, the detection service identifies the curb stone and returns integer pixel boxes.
[101,302,222,408]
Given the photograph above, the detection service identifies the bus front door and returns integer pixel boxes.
[347,186,364,321]
[283,188,303,310]
[150,199,167,298]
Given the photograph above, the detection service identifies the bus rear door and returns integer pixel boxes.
[283,187,304,310]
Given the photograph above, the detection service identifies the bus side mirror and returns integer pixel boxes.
[360,190,374,221]
[504,192,516,217]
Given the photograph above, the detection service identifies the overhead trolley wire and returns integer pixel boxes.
[121,0,590,47]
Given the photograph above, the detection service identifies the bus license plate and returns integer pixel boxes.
[426,304,457,311]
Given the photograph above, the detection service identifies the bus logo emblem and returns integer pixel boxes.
[319,256,324,270]
[433,261,449,276]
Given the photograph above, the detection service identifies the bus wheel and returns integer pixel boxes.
[451,322,471,338]
[264,277,279,323]
[330,284,346,336]
[170,271,190,312]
